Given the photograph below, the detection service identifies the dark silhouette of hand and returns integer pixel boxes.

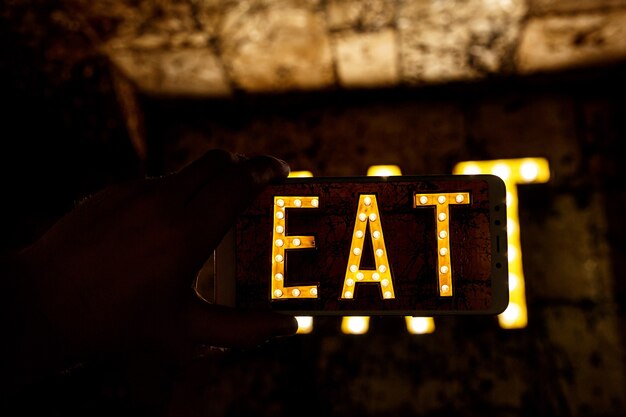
[3,149,298,403]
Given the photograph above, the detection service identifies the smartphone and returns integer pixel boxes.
[198,175,509,316]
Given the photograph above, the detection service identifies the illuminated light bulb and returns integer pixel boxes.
[356,272,364,281]
[508,245,518,261]
[437,195,446,204]
[276,225,284,234]
[372,272,380,280]
[346,278,354,287]
[344,291,353,298]
[375,249,384,257]
[500,302,521,327]
[353,247,361,256]
[419,196,429,205]
[275,254,284,263]
[350,265,358,273]
[381,279,389,287]
[276,199,285,207]
[441,284,450,294]
[274,289,283,297]
[275,273,284,281]
[405,317,435,335]
[384,291,392,299]
[492,163,511,180]
[296,316,313,334]
[440,247,448,256]
[275,239,284,247]
[506,191,513,206]
[288,170,313,178]
[440,265,449,274]
[460,163,481,175]
[359,213,367,222]
[373,231,381,239]
[293,238,301,247]
[311,198,319,208]
[455,194,465,203]
[276,211,284,219]
[507,217,518,235]
[378,265,387,273]
[439,230,448,239]
[356,230,364,239]
[509,273,519,291]
[292,288,301,297]
[367,165,402,177]
[369,213,377,222]
[520,160,539,182]
[294,199,302,207]
[364,196,372,206]
[342,316,369,334]
[310,288,318,296]
[438,212,447,221]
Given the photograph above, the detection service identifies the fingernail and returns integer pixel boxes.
[248,156,290,185]
[273,157,290,179]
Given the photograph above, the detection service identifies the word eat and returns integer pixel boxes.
[270,192,470,301]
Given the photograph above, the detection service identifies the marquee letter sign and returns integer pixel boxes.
[341,194,395,300]
[216,176,509,316]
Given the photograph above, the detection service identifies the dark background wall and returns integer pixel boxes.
[2,1,626,416]
[141,71,626,417]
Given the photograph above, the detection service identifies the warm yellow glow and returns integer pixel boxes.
[414,192,470,297]
[453,158,550,329]
[342,194,396,300]
[492,163,511,180]
[461,163,481,175]
[499,302,522,328]
[341,316,370,334]
[520,160,539,182]
[271,196,319,300]
[286,169,316,333]
[366,165,402,177]
[506,191,514,206]
[368,165,438,334]
[507,216,518,236]
[295,316,314,334]
[360,165,408,332]
[405,317,436,334]
[508,273,519,291]
[288,170,314,178]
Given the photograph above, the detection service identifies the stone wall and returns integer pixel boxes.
[52,0,626,96]
[7,0,625,97]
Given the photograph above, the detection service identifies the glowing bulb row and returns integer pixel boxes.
[454,157,550,329]
[340,316,436,335]
[414,192,470,296]
[271,196,319,299]
[456,158,550,184]
[341,194,396,300]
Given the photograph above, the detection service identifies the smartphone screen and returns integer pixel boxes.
[212,175,508,316]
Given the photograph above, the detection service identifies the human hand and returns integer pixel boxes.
[5,149,298,387]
